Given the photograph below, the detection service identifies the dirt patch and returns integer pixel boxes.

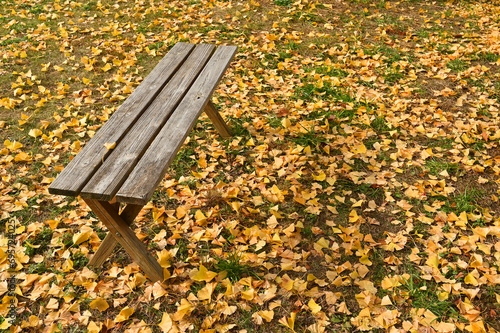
[361,209,404,242]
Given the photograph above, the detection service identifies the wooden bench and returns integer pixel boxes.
[48,43,237,282]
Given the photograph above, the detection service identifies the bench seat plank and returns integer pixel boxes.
[80,44,216,201]
[115,45,237,205]
[48,43,196,197]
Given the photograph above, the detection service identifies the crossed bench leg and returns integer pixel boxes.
[86,103,232,283]
[85,199,165,282]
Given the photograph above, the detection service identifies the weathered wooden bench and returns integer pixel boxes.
[48,43,237,282]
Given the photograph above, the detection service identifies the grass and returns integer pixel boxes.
[290,125,328,150]
[370,116,390,133]
[23,227,52,256]
[425,158,460,177]
[274,0,293,6]
[449,187,484,213]
[213,251,257,282]
[399,275,463,321]
[446,59,468,72]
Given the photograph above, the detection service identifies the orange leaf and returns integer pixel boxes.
[14,152,32,162]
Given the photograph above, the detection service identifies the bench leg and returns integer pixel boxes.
[84,199,164,282]
[89,203,143,267]
[204,101,232,138]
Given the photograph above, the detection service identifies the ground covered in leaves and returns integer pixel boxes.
[1,0,500,332]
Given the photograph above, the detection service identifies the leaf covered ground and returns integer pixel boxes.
[1,0,500,332]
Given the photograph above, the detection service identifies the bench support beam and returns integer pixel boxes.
[84,199,163,282]
[204,101,232,138]
[89,203,143,267]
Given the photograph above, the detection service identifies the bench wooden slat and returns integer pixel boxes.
[48,43,196,197]
[80,44,216,201]
[115,45,237,205]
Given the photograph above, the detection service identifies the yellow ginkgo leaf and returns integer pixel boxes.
[195,210,207,226]
[190,265,217,282]
[425,253,439,269]
[14,152,32,162]
[0,320,11,329]
[24,232,44,246]
[352,143,367,154]
[29,128,42,138]
[380,295,393,306]
[173,299,194,321]
[359,255,372,266]
[231,201,241,213]
[158,312,179,333]
[308,298,322,314]
[62,259,73,272]
[282,118,291,129]
[315,237,329,250]
[4,140,23,150]
[464,273,479,286]
[101,63,113,72]
[175,205,188,219]
[92,47,102,56]
[136,33,146,43]
[470,321,487,333]
[278,312,296,331]
[312,172,326,181]
[192,171,208,179]
[40,120,50,129]
[104,142,116,150]
[197,282,216,301]
[115,307,134,323]
[351,199,364,208]
[241,288,255,300]
[349,210,359,223]
[73,232,91,245]
[438,292,449,301]
[258,310,274,322]
[157,249,171,268]
[89,298,109,312]
[87,321,101,333]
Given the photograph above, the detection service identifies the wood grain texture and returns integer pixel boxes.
[116,45,237,205]
[204,101,233,138]
[80,44,216,201]
[84,199,163,282]
[89,203,143,267]
[48,43,195,197]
